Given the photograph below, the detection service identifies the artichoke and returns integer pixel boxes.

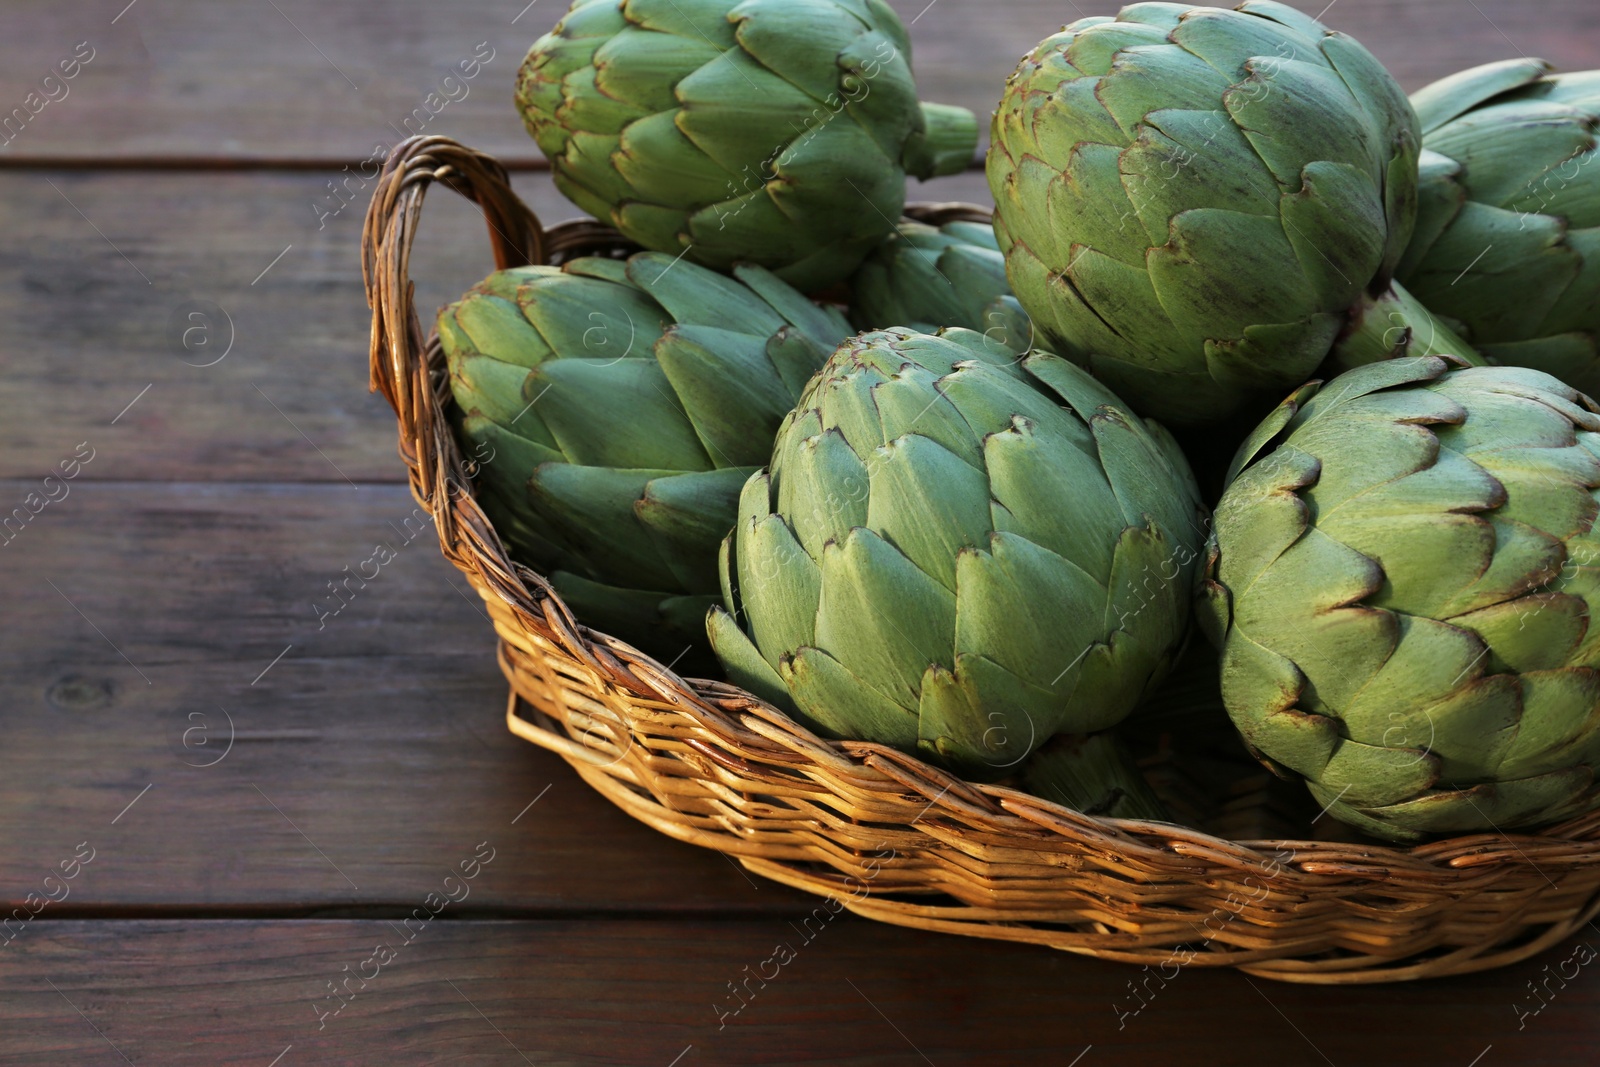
[986,1,1478,429]
[1398,60,1600,393]
[847,218,1034,352]
[709,327,1207,807]
[1200,355,1600,841]
[516,0,979,291]
[438,252,852,659]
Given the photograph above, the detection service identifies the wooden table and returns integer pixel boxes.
[3,1,1598,1063]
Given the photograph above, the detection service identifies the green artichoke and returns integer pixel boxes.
[1398,60,1600,393]
[847,218,1034,352]
[986,1,1478,429]
[709,327,1207,802]
[516,0,979,291]
[438,251,852,659]
[1200,355,1600,841]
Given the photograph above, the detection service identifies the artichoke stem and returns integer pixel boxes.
[1330,281,1486,374]
[1021,732,1171,822]
[902,102,979,180]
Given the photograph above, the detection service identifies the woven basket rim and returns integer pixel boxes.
[362,134,1600,982]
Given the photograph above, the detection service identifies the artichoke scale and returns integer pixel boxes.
[614,200,693,257]
[707,604,798,713]
[1062,20,1170,80]
[1334,614,1516,753]
[916,654,1055,774]
[675,55,823,174]
[683,185,814,258]
[864,433,992,593]
[1236,0,1329,40]
[781,645,920,748]
[449,354,540,430]
[559,64,652,135]
[835,32,924,163]
[733,264,850,346]
[627,253,786,337]
[1407,203,1577,341]
[529,356,711,471]
[735,512,823,671]
[1540,229,1600,336]
[449,293,552,368]
[562,256,643,289]
[1463,442,1600,541]
[614,109,741,204]
[592,25,724,112]
[1087,403,1204,542]
[520,274,669,360]
[951,530,1107,697]
[1095,48,1234,144]
[1410,57,1551,134]
[1454,591,1589,674]
[529,464,687,590]
[624,0,739,48]
[1479,335,1600,394]
[1230,525,1394,712]
[557,128,636,213]
[1318,735,1440,809]
[937,245,1012,324]
[1171,7,1321,85]
[1148,208,1320,339]
[551,569,715,656]
[654,323,797,466]
[727,0,874,104]
[763,329,835,407]
[1278,160,1389,310]
[867,364,983,468]
[1430,103,1595,210]
[982,414,1123,582]
[1053,142,1149,267]
[1120,107,1280,228]
[813,526,956,712]
[1497,669,1600,779]
[936,358,1084,442]
[773,426,869,559]
[459,411,564,474]
[815,359,889,453]
[635,466,754,593]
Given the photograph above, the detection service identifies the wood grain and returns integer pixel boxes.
[0,479,814,914]
[2,0,1595,164]
[2,918,1597,1065]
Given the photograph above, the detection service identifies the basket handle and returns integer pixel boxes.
[362,135,546,486]
[359,136,654,688]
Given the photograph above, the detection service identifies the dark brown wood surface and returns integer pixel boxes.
[4,919,1600,1066]
[3,0,1599,1063]
[1,0,1597,163]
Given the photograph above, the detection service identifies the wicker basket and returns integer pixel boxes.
[363,135,1600,984]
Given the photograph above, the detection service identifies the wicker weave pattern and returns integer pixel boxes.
[363,136,1600,983]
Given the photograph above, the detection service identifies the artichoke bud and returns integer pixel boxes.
[1397,59,1600,394]
[986,2,1478,428]
[438,253,853,661]
[1205,355,1600,841]
[711,327,1208,807]
[516,0,979,291]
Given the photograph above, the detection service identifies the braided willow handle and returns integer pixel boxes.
[362,135,544,464]
[359,136,621,672]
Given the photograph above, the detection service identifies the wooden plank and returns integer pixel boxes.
[0,167,991,484]
[0,479,814,914]
[2,0,1596,163]
[3,918,1596,1065]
